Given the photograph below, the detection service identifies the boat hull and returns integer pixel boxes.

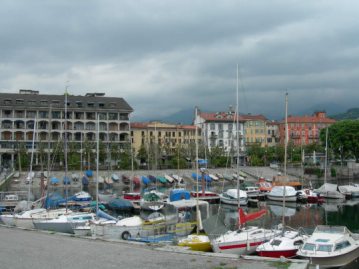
[266,195,297,202]
[33,221,85,234]
[0,215,15,226]
[178,234,212,252]
[299,246,359,268]
[212,239,266,255]
[257,249,298,258]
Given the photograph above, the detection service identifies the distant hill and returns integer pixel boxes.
[330,108,359,120]
[158,108,194,124]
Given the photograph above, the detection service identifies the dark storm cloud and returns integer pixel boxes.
[0,0,358,120]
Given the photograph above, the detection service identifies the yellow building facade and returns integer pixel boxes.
[130,121,201,156]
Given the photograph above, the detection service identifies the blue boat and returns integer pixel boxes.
[148,175,157,183]
[142,176,150,185]
[50,177,60,185]
[45,192,64,208]
[86,170,93,177]
[191,173,212,183]
[63,176,71,185]
[82,175,89,185]
[169,189,190,201]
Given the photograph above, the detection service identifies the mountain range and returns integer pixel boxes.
[133,107,359,124]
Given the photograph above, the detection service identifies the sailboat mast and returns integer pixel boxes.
[195,107,200,235]
[47,105,52,183]
[282,92,288,228]
[129,120,134,192]
[236,64,241,211]
[64,88,69,213]
[28,117,37,207]
[284,92,288,178]
[96,114,100,217]
[324,127,328,184]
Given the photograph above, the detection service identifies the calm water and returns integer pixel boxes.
[26,184,359,268]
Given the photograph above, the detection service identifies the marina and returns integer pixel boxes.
[1,166,359,268]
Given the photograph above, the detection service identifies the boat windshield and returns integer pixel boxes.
[302,243,316,251]
[270,239,282,246]
[335,241,351,251]
[317,244,333,252]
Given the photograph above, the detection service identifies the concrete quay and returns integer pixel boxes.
[0,225,309,269]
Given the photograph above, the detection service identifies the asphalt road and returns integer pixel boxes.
[0,226,243,269]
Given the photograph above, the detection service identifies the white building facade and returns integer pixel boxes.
[194,108,246,164]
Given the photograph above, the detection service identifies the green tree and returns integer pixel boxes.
[321,120,359,161]
[137,144,148,166]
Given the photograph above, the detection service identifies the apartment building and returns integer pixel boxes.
[279,111,336,145]
[0,90,133,168]
[130,121,201,162]
[242,114,268,147]
[266,120,280,147]
[194,107,245,164]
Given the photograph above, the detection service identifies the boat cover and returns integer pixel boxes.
[170,189,190,201]
[86,170,93,177]
[50,177,59,184]
[82,176,89,185]
[108,198,134,211]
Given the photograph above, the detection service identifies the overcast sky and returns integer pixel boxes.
[1,0,358,121]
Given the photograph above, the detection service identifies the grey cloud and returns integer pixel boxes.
[0,0,358,121]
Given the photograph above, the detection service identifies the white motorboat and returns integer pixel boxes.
[33,212,96,234]
[338,184,359,198]
[256,230,308,258]
[244,186,261,198]
[297,225,359,268]
[171,174,184,183]
[0,208,71,229]
[75,216,143,240]
[314,183,345,199]
[72,191,92,201]
[219,189,248,206]
[266,186,298,202]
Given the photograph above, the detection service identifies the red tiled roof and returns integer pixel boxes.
[280,115,336,124]
[130,122,148,128]
[131,122,197,130]
[241,114,268,121]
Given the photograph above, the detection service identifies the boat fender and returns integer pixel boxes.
[121,231,130,240]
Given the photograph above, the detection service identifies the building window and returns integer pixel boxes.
[40,100,48,106]
[52,100,60,107]
[99,103,105,108]
[88,102,95,108]
[16,99,24,105]
[4,99,12,105]
[109,103,116,108]
[210,123,215,130]
[76,101,83,108]
[28,100,36,106]
[109,113,118,120]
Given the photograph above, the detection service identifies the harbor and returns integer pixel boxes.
[1,166,359,268]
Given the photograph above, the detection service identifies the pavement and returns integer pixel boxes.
[0,225,309,269]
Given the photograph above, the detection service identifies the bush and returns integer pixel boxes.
[331,167,337,177]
